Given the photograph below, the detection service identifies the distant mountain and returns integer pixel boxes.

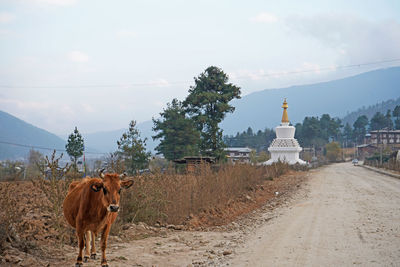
[83,120,156,154]
[0,110,67,160]
[341,97,400,127]
[0,111,101,160]
[221,67,400,134]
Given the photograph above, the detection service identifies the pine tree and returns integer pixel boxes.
[393,105,400,130]
[117,120,151,174]
[343,123,353,147]
[65,127,84,169]
[385,109,394,129]
[183,66,241,160]
[370,112,387,130]
[353,115,368,144]
[152,99,200,161]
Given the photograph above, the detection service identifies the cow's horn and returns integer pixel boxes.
[100,168,105,179]
[119,172,127,179]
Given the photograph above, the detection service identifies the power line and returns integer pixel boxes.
[1,58,399,89]
[0,140,107,155]
[242,58,400,79]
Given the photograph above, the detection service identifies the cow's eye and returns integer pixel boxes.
[103,187,108,195]
[118,188,121,194]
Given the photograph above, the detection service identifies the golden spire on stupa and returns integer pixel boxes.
[281,98,289,124]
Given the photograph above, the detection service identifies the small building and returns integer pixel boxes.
[365,129,400,145]
[173,156,215,173]
[356,143,378,160]
[224,147,252,164]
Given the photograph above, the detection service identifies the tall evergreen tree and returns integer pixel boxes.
[370,112,387,130]
[393,105,400,130]
[385,109,394,129]
[343,122,353,147]
[319,114,342,141]
[117,120,151,174]
[223,127,275,152]
[300,117,323,147]
[183,66,241,160]
[353,115,368,144]
[65,127,84,169]
[152,99,200,161]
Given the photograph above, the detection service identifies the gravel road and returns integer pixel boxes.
[64,162,400,266]
[231,162,400,266]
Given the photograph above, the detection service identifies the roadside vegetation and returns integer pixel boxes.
[0,150,301,263]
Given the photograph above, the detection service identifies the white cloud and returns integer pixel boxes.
[116,29,136,38]
[230,62,325,82]
[81,103,95,113]
[299,62,322,74]
[0,98,50,111]
[0,12,16,23]
[285,14,400,64]
[30,0,78,6]
[148,79,170,87]
[67,50,89,63]
[0,29,11,35]
[250,12,278,23]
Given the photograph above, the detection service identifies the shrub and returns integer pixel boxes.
[30,151,76,246]
[0,182,23,254]
[325,142,342,162]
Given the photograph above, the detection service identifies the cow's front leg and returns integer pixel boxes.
[75,229,85,267]
[100,225,111,267]
[84,231,91,262]
[90,231,97,260]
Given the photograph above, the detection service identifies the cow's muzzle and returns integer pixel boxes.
[108,205,119,212]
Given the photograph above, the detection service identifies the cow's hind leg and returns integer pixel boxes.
[75,229,85,267]
[100,225,111,267]
[84,231,91,262]
[90,231,97,259]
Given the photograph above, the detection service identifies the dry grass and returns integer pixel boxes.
[1,158,297,256]
[29,151,79,247]
[118,162,291,226]
[0,182,23,253]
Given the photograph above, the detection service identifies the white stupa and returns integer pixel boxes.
[263,99,306,165]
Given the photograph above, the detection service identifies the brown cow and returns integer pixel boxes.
[67,181,97,262]
[63,172,133,267]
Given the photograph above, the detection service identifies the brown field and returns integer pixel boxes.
[0,163,307,266]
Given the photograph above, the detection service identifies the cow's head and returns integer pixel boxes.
[90,171,134,212]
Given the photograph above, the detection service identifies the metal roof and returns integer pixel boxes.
[224,147,252,153]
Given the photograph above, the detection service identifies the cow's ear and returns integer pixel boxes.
[91,181,103,192]
[121,179,134,189]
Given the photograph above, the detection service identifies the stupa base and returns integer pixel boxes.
[261,158,307,165]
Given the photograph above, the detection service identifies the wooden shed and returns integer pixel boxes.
[173,156,215,173]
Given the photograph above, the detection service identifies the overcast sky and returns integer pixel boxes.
[1,0,400,135]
